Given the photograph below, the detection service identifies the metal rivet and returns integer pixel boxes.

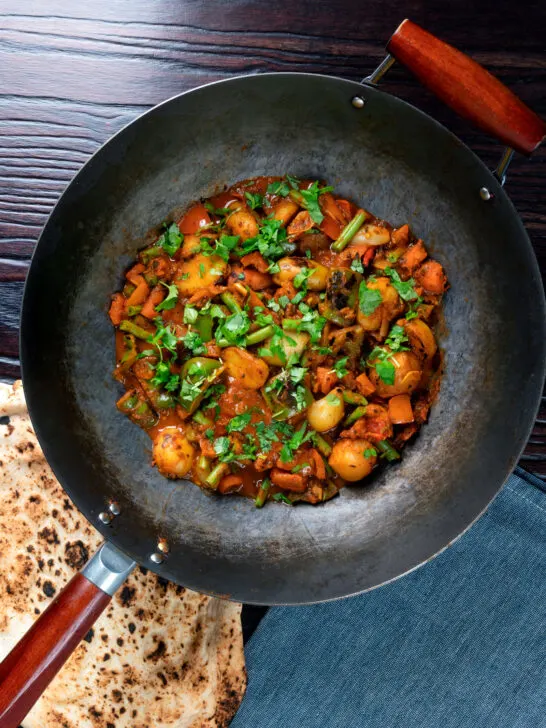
[157,538,169,554]
[109,501,121,516]
[479,187,493,201]
[98,511,113,525]
[150,552,164,564]
[351,96,365,109]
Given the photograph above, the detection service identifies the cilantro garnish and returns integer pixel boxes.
[298,181,334,225]
[179,378,203,408]
[215,310,250,347]
[384,267,418,301]
[272,493,293,505]
[155,282,179,312]
[183,305,199,324]
[182,331,206,355]
[226,413,252,433]
[158,223,183,257]
[364,448,377,458]
[350,257,364,274]
[367,324,410,385]
[267,180,291,197]
[280,422,313,462]
[200,233,240,262]
[149,319,179,359]
[293,267,313,290]
[240,218,293,263]
[333,356,349,379]
[150,361,179,392]
[245,192,264,210]
[359,280,383,316]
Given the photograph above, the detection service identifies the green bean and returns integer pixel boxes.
[206,462,229,488]
[377,439,400,462]
[254,478,271,508]
[119,319,153,341]
[245,325,275,347]
[140,245,163,265]
[119,334,137,371]
[282,318,301,330]
[313,432,332,457]
[143,272,158,286]
[331,210,368,252]
[343,405,367,426]
[342,390,368,406]
[126,305,143,317]
[193,410,213,426]
[220,291,242,315]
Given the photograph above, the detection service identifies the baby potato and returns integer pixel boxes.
[180,234,202,258]
[273,257,329,291]
[328,438,377,481]
[223,347,269,389]
[351,224,391,247]
[404,319,437,360]
[175,253,227,296]
[357,277,401,331]
[369,351,422,397]
[307,388,345,432]
[153,426,195,479]
[260,330,309,367]
[272,199,300,227]
[226,210,259,240]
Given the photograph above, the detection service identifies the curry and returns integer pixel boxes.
[109,176,447,506]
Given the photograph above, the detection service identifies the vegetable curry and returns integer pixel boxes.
[109,176,448,507]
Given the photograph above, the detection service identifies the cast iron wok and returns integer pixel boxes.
[0,19,545,728]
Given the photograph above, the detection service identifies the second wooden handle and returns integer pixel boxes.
[387,19,545,155]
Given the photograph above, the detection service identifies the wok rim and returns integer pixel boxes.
[19,71,546,604]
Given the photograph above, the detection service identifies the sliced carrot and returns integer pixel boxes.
[335,198,356,221]
[315,366,338,394]
[178,203,211,234]
[363,247,376,267]
[270,469,306,493]
[355,371,376,397]
[319,193,347,225]
[399,240,427,273]
[141,285,166,319]
[243,268,273,291]
[241,251,269,272]
[108,293,126,326]
[287,210,314,238]
[126,263,145,285]
[414,260,447,294]
[388,394,414,424]
[320,214,342,240]
[218,474,244,494]
[391,224,410,248]
[126,279,150,307]
[310,448,326,480]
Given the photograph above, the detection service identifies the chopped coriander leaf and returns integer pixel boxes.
[278,295,290,308]
[359,280,383,316]
[267,299,281,313]
[325,391,341,405]
[204,428,215,441]
[183,305,199,324]
[209,304,227,319]
[384,267,418,301]
[350,257,364,274]
[198,263,206,279]
[305,249,312,259]
[364,448,377,458]
[298,181,334,225]
[385,324,410,352]
[405,296,424,321]
[150,361,174,389]
[149,319,179,358]
[181,272,190,280]
[375,359,395,385]
[226,413,252,433]
[158,223,183,257]
[204,202,233,216]
[213,437,232,460]
[272,493,293,504]
[201,233,240,262]
[291,462,309,473]
[293,267,313,290]
[240,217,293,263]
[215,310,250,347]
[255,310,275,327]
[245,191,264,210]
[315,346,333,355]
[280,422,313,462]
[289,366,307,384]
[267,180,291,197]
[155,282,179,312]
[182,331,206,355]
[294,385,310,412]
[267,261,280,274]
[333,356,349,379]
[286,174,300,189]
[179,378,203,408]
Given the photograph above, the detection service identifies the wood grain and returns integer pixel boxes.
[0,0,544,476]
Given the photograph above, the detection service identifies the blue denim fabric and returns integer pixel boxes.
[232,468,546,728]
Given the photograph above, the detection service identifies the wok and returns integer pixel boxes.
[1,20,545,728]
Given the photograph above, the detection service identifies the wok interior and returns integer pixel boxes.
[22,74,545,603]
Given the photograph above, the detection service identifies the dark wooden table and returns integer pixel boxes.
[1,0,545,483]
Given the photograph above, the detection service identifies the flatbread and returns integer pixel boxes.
[0,382,246,728]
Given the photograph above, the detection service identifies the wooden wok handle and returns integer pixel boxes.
[387,19,545,155]
[0,543,135,728]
